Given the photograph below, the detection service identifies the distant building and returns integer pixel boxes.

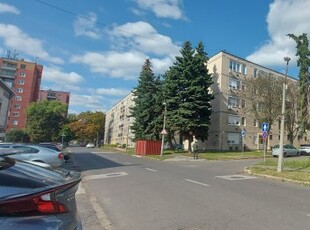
[104,51,310,151]
[38,89,70,115]
[0,78,15,141]
[0,56,43,131]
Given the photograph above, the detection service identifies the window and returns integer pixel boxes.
[228,96,240,108]
[254,68,258,77]
[241,117,246,126]
[18,79,24,85]
[15,96,22,101]
[16,88,23,93]
[20,72,26,77]
[253,134,258,144]
[13,112,19,117]
[227,133,240,144]
[228,115,240,126]
[228,78,241,90]
[253,119,258,127]
[20,64,26,69]
[241,99,246,108]
[14,104,21,109]
[12,120,18,125]
[229,60,247,74]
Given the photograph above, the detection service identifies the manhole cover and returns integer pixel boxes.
[216,174,257,180]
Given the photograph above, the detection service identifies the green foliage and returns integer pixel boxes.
[131,59,163,141]
[288,33,310,134]
[26,101,67,143]
[163,41,214,146]
[6,129,29,143]
[68,111,105,143]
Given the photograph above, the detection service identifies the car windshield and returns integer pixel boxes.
[273,145,279,148]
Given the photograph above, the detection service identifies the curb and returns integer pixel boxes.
[244,167,310,186]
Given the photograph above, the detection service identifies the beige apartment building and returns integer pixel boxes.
[104,51,309,151]
[104,93,135,147]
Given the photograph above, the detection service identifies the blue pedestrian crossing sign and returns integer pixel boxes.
[241,130,246,137]
[262,122,269,132]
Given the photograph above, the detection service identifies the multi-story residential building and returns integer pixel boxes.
[104,51,309,151]
[0,78,15,141]
[38,89,70,115]
[0,56,43,131]
[104,93,135,147]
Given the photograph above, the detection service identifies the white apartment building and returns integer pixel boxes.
[104,51,309,151]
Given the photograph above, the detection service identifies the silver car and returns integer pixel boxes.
[0,144,65,167]
[0,152,82,230]
[272,144,300,157]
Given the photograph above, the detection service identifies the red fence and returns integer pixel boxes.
[135,140,161,156]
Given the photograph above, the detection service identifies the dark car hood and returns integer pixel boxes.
[0,157,81,200]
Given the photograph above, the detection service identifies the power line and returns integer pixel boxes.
[33,0,164,42]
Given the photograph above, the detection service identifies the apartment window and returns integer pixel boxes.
[253,119,258,127]
[15,96,22,101]
[20,72,26,77]
[253,134,258,144]
[269,135,273,140]
[228,78,241,90]
[20,64,26,69]
[228,96,240,108]
[229,60,247,74]
[254,68,258,77]
[17,79,24,85]
[241,117,246,126]
[228,115,240,126]
[16,88,23,93]
[227,133,240,144]
[14,104,21,109]
[12,112,19,117]
[12,120,18,125]
[241,99,246,108]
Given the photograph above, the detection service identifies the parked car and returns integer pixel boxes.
[272,144,300,157]
[86,143,95,148]
[38,142,70,160]
[0,151,82,230]
[0,144,65,167]
[299,144,310,156]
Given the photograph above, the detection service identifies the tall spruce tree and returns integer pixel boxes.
[131,59,162,140]
[163,41,214,151]
[288,33,310,134]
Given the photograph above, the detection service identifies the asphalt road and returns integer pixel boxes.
[66,147,310,230]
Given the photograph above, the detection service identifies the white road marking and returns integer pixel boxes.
[83,172,128,180]
[123,161,131,165]
[185,179,210,187]
[76,182,86,194]
[145,167,158,172]
[216,174,257,180]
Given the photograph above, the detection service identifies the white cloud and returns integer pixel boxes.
[247,0,310,67]
[69,93,105,112]
[0,24,64,64]
[73,12,101,39]
[42,66,85,85]
[0,3,20,14]
[134,0,184,19]
[109,21,180,58]
[96,88,130,96]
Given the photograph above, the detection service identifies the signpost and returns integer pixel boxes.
[261,123,269,162]
[241,130,246,157]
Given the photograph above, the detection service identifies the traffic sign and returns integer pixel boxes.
[160,129,168,135]
[262,131,268,140]
[241,130,246,137]
[262,122,269,132]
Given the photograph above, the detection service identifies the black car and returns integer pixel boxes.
[0,151,82,230]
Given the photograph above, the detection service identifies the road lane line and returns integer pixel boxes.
[145,167,158,172]
[185,179,210,187]
[123,161,131,165]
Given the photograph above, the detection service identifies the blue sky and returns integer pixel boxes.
[0,0,309,114]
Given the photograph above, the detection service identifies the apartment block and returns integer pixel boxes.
[104,51,309,151]
[0,78,15,141]
[0,56,43,131]
[38,89,70,115]
[104,93,135,147]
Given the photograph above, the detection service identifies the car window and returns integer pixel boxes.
[12,146,39,153]
[0,145,11,149]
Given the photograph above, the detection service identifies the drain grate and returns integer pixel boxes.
[216,174,257,181]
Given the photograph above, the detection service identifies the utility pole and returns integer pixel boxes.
[277,56,290,172]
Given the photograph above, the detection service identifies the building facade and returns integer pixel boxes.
[104,51,309,151]
[38,89,70,104]
[0,57,43,131]
[104,93,135,147]
[0,78,15,141]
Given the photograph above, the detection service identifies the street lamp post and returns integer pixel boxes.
[160,102,167,157]
[277,56,290,172]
